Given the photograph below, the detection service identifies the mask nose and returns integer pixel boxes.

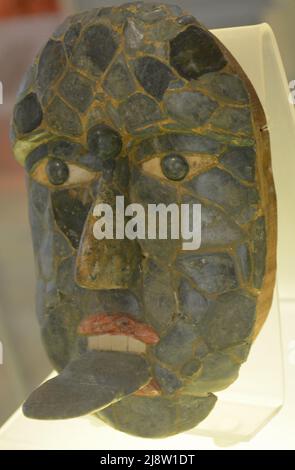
[75,183,141,290]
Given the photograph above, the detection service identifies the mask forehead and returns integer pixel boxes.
[11,1,238,167]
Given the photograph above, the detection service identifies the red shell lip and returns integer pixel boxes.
[77,313,160,345]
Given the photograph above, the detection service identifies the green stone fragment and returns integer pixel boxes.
[46,97,82,136]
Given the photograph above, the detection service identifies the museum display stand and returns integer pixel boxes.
[0,23,291,449]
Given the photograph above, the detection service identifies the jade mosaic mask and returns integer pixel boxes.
[11,2,276,438]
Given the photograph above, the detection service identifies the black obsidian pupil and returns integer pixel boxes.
[161,153,189,181]
[46,158,69,185]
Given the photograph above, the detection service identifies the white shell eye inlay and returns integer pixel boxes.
[31,157,99,189]
[142,154,217,181]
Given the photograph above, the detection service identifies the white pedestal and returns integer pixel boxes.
[0,23,291,449]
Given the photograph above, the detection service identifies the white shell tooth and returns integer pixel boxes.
[128,337,146,353]
[88,336,101,350]
[87,334,146,353]
[99,334,113,350]
[126,336,130,352]
[111,335,128,351]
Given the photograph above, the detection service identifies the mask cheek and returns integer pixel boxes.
[28,178,55,277]
[129,166,181,260]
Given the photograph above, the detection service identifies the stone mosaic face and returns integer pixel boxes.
[11,2,276,438]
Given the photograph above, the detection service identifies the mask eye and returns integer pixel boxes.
[161,153,189,181]
[31,157,99,189]
[142,153,217,181]
[46,158,69,185]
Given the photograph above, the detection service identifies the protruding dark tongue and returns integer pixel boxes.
[23,351,150,419]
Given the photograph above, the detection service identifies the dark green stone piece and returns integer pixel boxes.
[237,243,251,282]
[130,168,180,259]
[176,252,238,294]
[17,63,37,97]
[201,290,256,349]
[59,71,93,113]
[80,288,144,321]
[135,133,222,160]
[186,167,259,224]
[211,107,252,135]
[181,194,245,246]
[37,40,66,92]
[183,352,240,393]
[56,257,83,296]
[124,18,145,52]
[131,167,177,205]
[220,146,256,182]
[98,393,217,438]
[53,230,73,258]
[40,301,77,370]
[198,73,249,103]
[141,42,168,59]
[51,140,83,160]
[14,93,43,134]
[87,124,122,160]
[23,351,150,419]
[114,157,130,191]
[119,93,162,132]
[64,22,82,56]
[177,15,197,25]
[169,26,226,80]
[46,97,82,136]
[72,24,118,76]
[154,365,182,393]
[25,144,48,172]
[142,259,176,332]
[103,56,136,100]
[78,153,103,171]
[178,278,210,324]
[51,190,92,248]
[133,56,174,100]
[28,178,50,215]
[146,19,181,41]
[181,358,202,377]
[38,230,55,280]
[137,5,167,23]
[224,342,251,364]
[164,90,218,127]
[154,320,200,367]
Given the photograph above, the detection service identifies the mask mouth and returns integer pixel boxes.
[78,313,160,355]
[77,313,161,398]
[22,315,161,420]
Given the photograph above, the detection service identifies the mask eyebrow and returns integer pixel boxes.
[50,140,104,171]
[25,143,104,174]
[25,144,48,172]
[133,132,224,162]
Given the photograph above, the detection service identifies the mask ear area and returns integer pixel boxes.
[23,350,150,419]
[169,25,227,80]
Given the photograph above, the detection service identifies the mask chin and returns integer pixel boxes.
[22,350,150,420]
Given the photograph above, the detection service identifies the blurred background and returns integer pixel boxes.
[0,0,294,427]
